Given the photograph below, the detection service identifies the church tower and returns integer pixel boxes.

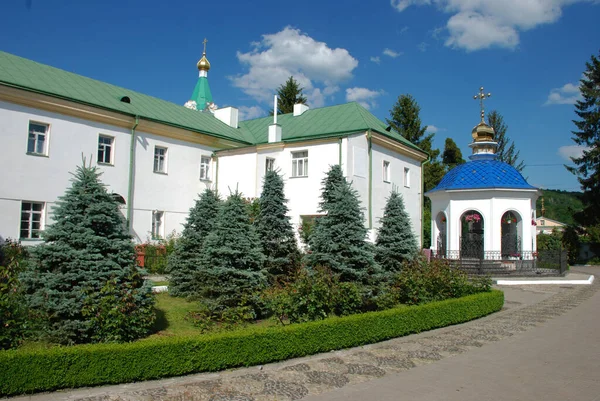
[184,38,214,111]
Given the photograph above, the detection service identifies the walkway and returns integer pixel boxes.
[11,268,599,401]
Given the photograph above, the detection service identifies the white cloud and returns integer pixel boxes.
[418,42,429,52]
[370,56,381,64]
[426,124,441,133]
[383,48,402,58]
[345,87,383,110]
[545,82,582,105]
[391,0,597,51]
[231,27,358,105]
[558,145,589,161]
[238,106,264,121]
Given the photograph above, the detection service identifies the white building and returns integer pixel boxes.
[0,50,427,246]
[426,90,539,259]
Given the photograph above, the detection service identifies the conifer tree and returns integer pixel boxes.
[256,171,300,279]
[271,76,308,115]
[197,191,266,310]
[442,137,465,171]
[375,191,419,272]
[319,164,346,212]
[21,163,154,344]
[488,110,525,172]
[168,189,221,297]
[307,181,375,283]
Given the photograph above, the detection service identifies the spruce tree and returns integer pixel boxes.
[319,164,346,212]
[568,51,600,235]
[168,189,221,297]
[488,110,525,172]
[442,138,465,171]
[375,191,419,272]
[256,171,300,279]
[271,76,308,115]
[307,181,375,283]
[197,191,266,310]
[21,163,154,344]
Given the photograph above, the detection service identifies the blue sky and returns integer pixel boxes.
[1,0,598,191]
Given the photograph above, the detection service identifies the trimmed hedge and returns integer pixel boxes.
[0,290,503,396]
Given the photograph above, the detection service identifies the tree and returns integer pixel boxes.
[21,163,154,344]
[167,189,221,298]
[306,181,375,283]
[487,110,525,172]
[375,191,419,272]
[271,76,308,115]
[197,191,266,311]
[256,170,300,279]
[319,164,345,213]
[442,138,465,171]
[567,51,600,229]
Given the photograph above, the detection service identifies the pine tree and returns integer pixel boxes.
[567,51,600,233]
[197,191,266,310]
[167,189,221,297]
[21,163,154,344]
[319,164,345,212]
[442,137,465,171]
[307,181,375,283]
[487,110,525,172]
[271,76,308,115]
[256,170,300,279]
[375,191,419,272]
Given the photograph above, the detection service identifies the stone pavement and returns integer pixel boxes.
[10,268,599,401]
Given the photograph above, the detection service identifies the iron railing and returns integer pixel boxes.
[433,250,568,276]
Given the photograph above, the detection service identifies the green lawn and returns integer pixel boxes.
[147,293,202,338]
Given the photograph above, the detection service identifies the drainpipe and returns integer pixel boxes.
[421,155,430,250]
[367,130,373,229]
[127,116,139,232]
[338,137,342,166]
[214,152,219,194]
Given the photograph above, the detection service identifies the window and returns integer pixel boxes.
[154,146,167,173]
[200,155,211,181]
[20,201,44,239]
[383,161,390,182]
[291,151,308,177]
[27,122,49,155]
[152,211,164,239]
[265,158,275,173]
[97,135,114,164]
[404,167,410,187]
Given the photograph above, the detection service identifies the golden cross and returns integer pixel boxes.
[473,86,491,122]
[203,38,208,55]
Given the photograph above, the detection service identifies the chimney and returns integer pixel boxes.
[214,107,239,128]
[293,103,309,116]
[268,95,282,143]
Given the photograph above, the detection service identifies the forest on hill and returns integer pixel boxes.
[535,189,583,226]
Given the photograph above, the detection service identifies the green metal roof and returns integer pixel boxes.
[190,76,213,110]
[238,102,425,153]
[0,51,425,155]
[0,51,252,144]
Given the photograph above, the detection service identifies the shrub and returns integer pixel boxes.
[186,302,255,334]
[0,290,503,396]
[0,239,29,350]
[391,258,491,305]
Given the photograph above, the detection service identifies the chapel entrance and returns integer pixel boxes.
[501,211,521,258]
[460,210,484,258]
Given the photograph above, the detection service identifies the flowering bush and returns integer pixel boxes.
[464,213,481,223]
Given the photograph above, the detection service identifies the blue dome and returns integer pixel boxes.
[429,160,536,192]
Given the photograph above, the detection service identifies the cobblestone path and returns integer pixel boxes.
[61,282,598,401]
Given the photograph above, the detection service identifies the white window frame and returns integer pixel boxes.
[20,201,45,239]
[154,146,168,174]
[383,160,391,182]
[27,121,49,156]
[152,210,164,239]
[199,155,211,181]
[97,134,114,165]
[291,151,308,178]
[404,167,410,188]
[265,157,275,174]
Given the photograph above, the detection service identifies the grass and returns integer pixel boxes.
[147,293,201,338]
[151,281,169,287]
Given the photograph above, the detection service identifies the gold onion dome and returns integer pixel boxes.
[471,121,495,142]
[197,53,211,71]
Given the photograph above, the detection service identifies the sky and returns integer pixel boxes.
[1,0,598,192]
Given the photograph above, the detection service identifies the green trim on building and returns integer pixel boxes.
[190,76,213,110]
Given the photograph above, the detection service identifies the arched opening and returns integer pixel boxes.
[435,212,447,257]
[460,210,484,258]
[501,211,521,258]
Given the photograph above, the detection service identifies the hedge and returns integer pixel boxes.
[0,290,503,396]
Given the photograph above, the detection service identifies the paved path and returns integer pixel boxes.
[10,268,599,401]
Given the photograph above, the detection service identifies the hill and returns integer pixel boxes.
[535,189,583,226]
